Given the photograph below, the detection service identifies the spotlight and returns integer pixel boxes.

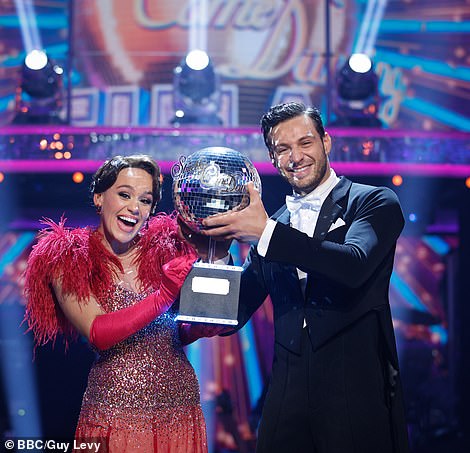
[185,49,210,71]
[24,49,48,71]
[348,53,372,73]
[171,50,222,126]
[12,49,65,124]
[331,53,382,128]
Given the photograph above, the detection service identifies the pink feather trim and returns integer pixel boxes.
[136,213,197,290]
[23,214,194,349]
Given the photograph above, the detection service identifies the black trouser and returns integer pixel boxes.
[256,312,395,453]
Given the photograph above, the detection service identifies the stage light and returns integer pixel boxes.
[465,177,470,189]
[185,49,209,71]
[392,175,403,186]
[12,50,65,125]
[348,53,372,73]
[331,53,382,128]
[24,49,48,70]
[171,50,222,126]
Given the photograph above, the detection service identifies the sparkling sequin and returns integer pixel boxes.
[75,285,208,452]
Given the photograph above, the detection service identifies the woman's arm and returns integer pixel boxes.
[53,255,196,351]
[52,279,104,341]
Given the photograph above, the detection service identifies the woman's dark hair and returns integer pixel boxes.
[91,155,162,214]
[260,102,326,152]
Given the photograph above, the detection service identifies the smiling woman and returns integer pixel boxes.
[23,155,217,452]
[93,161,157,256]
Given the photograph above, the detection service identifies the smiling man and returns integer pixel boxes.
[201,102,410,453]
[268,110,331,196]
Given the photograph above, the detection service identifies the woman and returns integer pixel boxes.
[24,155,210,452]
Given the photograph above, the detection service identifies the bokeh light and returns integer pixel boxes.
[392,174,403,186]
[72,172,84,184]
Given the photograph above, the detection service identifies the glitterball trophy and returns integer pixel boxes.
[172,146,262,325]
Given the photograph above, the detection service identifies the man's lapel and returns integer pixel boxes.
[270,205,303,285]
[313,177,351,240]
[272,205,290,225]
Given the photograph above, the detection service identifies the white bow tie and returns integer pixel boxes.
[285,194,322,215]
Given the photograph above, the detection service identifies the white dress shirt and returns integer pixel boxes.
[257,168,340,327]
[257,168,340,258]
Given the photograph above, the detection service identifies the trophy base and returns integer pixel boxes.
[175,262,242,326]
[176,315,238,325]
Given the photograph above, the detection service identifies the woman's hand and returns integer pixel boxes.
[160,254,197,298]
[177,215,232,262]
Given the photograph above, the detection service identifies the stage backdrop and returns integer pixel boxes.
[0,0,469,130]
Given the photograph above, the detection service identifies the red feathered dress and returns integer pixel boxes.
[24,215,207,453]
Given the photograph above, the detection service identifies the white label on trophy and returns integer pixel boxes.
[191,277,230,295]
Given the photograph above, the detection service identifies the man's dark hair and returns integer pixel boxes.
[260,102,326,151]
[91,154,162,214]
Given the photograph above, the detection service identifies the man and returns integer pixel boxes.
[200,102,409,453]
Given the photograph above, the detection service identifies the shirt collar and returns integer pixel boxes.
[290,168,340,205]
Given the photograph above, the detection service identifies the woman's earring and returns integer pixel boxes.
[96,205,102,214]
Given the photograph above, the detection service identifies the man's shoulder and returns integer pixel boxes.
[348,181,400,204]
[348,179,385,194]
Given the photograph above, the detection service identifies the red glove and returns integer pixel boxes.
[90,255,195,351]
[179,322,233,346]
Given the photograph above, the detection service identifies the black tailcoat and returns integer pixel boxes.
[236,177,409,452]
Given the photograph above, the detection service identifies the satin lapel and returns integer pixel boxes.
[306,178,351,298]
[313,177,351,240]
[273,205,290,225]
[271,205,302,289]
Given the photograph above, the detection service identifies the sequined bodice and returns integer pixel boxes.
[81,285,200,425]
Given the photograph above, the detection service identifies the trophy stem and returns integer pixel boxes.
[208,237,216,264]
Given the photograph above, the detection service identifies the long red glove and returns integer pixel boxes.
[90,255,195,351]
[179,322,233,346]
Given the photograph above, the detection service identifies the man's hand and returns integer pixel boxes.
[179,322,233,346]
[201,182,268,243]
